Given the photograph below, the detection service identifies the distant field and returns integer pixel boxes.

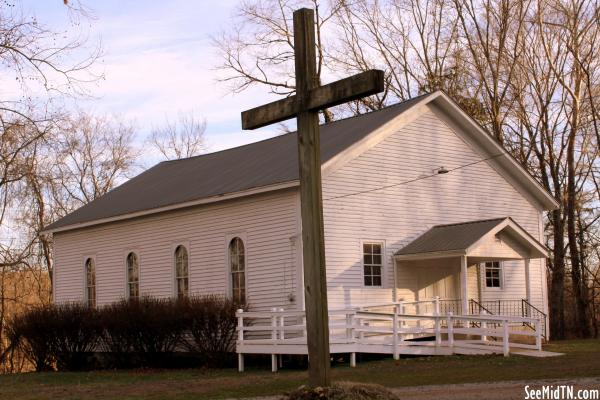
[0,340,598,400]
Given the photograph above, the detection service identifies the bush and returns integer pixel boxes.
[6,303,103,371]
[6,305,56,372]
[98,300,138,368]
[52,303,103,371]
[100,297,187,367]
[285,382,400,400]
[180,295,241,367]
[6,296,243,371]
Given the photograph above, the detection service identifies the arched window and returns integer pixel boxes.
[175,245,189,298]
[229,237,245,304]
[85,258,96,307]
[127,252,139,299]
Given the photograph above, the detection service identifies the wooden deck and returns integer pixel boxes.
[236,299,551,372]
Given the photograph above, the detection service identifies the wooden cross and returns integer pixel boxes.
[241,8,384,387]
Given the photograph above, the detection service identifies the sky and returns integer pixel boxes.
[18,0,283,166]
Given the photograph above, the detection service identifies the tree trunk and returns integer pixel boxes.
[550,208,566,340]
[565,33,590,337]
[566,146,589,337]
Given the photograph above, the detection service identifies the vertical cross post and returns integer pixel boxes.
[240,7,384,387]
[293,9,330,387]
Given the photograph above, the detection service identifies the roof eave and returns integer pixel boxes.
[42,180,299,235]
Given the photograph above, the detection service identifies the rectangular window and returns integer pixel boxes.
[484,261,502,288]
[363,243,383,287]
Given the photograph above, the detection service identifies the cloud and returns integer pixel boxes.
[20,0,285,164]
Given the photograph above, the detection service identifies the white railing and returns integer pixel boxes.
[359,298,442,316]
[235,305,544,372]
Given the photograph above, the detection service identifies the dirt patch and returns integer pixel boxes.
[284,382,400,400]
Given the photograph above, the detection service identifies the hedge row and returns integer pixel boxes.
[6,296,242,371]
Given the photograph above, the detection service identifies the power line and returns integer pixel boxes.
[323,151,510,202]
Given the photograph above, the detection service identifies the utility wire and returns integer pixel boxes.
[323,150,511,202]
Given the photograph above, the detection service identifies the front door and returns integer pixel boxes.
[418,266,459,300]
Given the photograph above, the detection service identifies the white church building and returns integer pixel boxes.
[45,91,558,360]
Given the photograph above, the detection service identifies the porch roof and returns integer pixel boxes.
[394,217,548,261]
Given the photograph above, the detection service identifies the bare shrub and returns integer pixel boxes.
[180,295,243,367]
[51,303,103,371]
[100,297,187,367]
[6,305,56,371]
[6,303,102,371]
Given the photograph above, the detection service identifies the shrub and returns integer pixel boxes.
[7,296,243,371]
[285,382,400,400]
[6,305,56,372]
[51,303,103,371]
[180,296,242,367]
[98,300,139,368]
[100,297,187,367]
[6,303,103,371]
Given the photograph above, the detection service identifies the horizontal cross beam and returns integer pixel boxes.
[241,69,384,130]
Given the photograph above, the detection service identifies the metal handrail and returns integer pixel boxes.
[522,299,547,319]
[469,299,494,315]
[522,299,547,339]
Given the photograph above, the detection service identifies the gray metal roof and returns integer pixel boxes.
[45,95,426,232]
[395,218,507,256]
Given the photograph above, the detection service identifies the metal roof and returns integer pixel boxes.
[395,218,508,256]
[45,95,426,232]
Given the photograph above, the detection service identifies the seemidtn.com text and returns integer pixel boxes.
[525,385,599,400]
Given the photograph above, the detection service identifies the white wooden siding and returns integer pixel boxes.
[469,232,530,259]
[53,104,548,318]
[53,190,300,311]
[321,105,547,314]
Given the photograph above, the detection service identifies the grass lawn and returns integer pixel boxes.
[1,340,598,400]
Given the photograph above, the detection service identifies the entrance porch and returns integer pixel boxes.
[235,217,556,372]
[393,217,549,336]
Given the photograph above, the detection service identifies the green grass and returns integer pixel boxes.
[1,340,598,400]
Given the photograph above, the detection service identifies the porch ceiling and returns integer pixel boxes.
[394,217,548,261]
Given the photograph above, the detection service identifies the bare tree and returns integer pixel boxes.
[52,113,137,208]
[214,0,344,121]
[332,0,464,110]
[0,2,117,370]
[148,113,207,160]
[18,112,138,284]
[0,2,101,120]
[536,0,600,338]
[507,0,600,339]
[508,12,569,338]
[0,0,101,280]
[215,0,484,118]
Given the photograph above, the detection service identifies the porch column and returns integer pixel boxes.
[524,258,531,303]
[460,255,468,314]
